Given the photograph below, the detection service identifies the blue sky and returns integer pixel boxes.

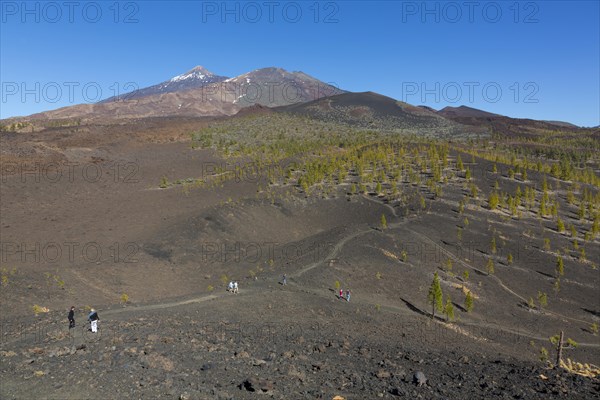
[1,1,598,126]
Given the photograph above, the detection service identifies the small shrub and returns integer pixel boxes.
[540,347,549,362]
[159,176,169,188]
[445,258,453,272]
[537,291,547,308]
[220,274,229,285]
[32,305,49,315]
[543,238,551,251]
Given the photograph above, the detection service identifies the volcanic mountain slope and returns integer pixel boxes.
[100,66,228,103]
[438,105,502,119]
[1,113,599,399]
[437,105,593,137]
[13,67,345,122]
[276,91,483,137]
[223,67,345,107]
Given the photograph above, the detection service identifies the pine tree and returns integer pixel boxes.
[444,297,455,321]
[490,237,497,254]
[557,217,565,233]
[486,258,495,275]
[380,214,387,229]
[538,291,548,308]
[488,191,499,210]
[578,202,585,220]
[556,256,564,277]
[539,196,547,217]
[570,224,577,238]
[464,291,474,312]
[543,238,551,251]
[428,272,443,319]
[580,247,586,261]
[553,278,561,293]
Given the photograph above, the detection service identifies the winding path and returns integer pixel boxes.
[3,196,599,349]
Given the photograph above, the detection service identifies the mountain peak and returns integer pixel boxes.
[170,66,216,82]
[188,65,213,74]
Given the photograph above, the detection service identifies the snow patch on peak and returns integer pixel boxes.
[170,71,207,82]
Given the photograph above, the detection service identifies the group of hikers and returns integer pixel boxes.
[67,275,351,331]
[339,288,351,302]
[227,281,239,293]
[67,306,100,332]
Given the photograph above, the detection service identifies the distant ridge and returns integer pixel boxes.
[438,105,502,118]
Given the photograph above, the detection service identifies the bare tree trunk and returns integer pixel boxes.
[556,330,564,367]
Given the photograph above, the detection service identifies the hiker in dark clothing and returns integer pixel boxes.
[68,306,75,329]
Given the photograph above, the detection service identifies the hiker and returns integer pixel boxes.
[339,288,343,299]
[233,281,238,294]
[282,274,287,286]
[68,306,75,329]
[227,281,234,292]
[346,289,351,302]
[88,308,100,333]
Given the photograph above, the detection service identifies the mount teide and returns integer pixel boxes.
[99,66,229,102]
[22,66,345,121]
